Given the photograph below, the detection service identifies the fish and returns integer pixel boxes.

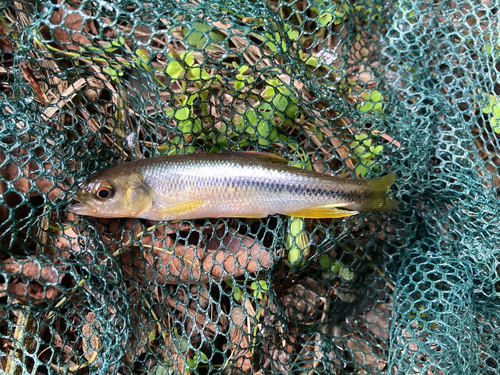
[67,152,398,220]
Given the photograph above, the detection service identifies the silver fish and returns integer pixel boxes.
[68,152,398,220]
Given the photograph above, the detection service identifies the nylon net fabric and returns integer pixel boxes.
[0,0,499,374]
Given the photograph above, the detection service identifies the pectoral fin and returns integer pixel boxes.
[281,203,357,219]
[154,200,207,217]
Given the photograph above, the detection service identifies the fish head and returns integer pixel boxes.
[68,167,153,218]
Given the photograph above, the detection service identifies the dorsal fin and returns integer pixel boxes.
[219,151,287,164]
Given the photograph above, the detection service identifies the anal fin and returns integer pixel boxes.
[237,213,268,219]
[281,203,357,219]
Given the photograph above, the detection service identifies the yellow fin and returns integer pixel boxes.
[154,200,206,217]
[365,173,396,193]
[237,213,268,219]
[220,151,287,164]
[358,173,399,211]
[281,204,358,219]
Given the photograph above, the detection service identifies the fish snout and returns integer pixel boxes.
[67,190,93,215]
[67,202,90,215]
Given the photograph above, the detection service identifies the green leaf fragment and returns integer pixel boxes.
[199,352,209,363]
[235,81,244,90]
[370,90,382,102]
[209,30,226,42]
[266,78,280,87]
[370,145,383,154]
[288,247,301,265]
[287,27,299,40]
[189,67,211,81]
[251,281,268,299]
[245,126,255,135]
[319,254,331,268]
[187,93,198,106]
[184,145,195,154]
[277,85,292,96]
[193,22,210,32]
[175,108,190,120]
[269,128,278,141]
[246,110,257,125]
[259,102,273,112]
[217,135,228,148]
[318,13,333,25]
[261,86,275,101]
[259,280,268,290]
[179,120,192,133]
[492,118,500,133]
[85,46,105,53]
[152,364,168,375]
[182,52,195,66]
[187,31,206,48]
[180,336,188,352]
[359,90,384,113]
[257,120,269,137]
[373,103,383,113]
[290,216,303,235]
[331,261,341,275]
[494,105,500,117]
[166,61,184,79]
[273,94,288,111]
[482,95,500,114]
[480,95,500,133]
[305,57,319,68]
[285,104,298,118]
[340,265,355,281]
[186,357,197,370]
[193,118,202,132]
[136,49,149,62]
[234,286,242,301]
[266,42,277,52]
[358,102,374,112]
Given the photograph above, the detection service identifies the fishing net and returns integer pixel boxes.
[1,0,499,373]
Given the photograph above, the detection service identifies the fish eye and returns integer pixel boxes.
[96,186,113,199]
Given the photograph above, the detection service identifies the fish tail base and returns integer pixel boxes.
[353,172,399,211]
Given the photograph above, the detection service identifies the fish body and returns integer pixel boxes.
[68,152,398,220]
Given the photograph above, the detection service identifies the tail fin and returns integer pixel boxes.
[365,173,396,193]
[357,173,399,211]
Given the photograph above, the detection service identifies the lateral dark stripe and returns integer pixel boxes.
[233,176,348,198]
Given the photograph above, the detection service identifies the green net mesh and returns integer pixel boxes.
[1,0,499,373]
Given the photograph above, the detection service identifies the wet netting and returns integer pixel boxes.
[0,0,499,373]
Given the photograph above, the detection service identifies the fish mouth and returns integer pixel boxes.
[67,202,91,215]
